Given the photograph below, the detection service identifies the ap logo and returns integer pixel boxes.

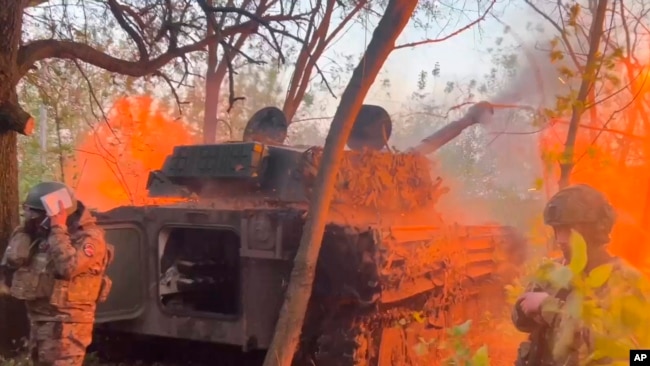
[631,349,650,364]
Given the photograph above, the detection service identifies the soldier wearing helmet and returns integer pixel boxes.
[541,183,616,262]
[512,184,620,366]
[0,181,113,366]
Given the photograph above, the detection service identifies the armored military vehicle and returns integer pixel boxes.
[91,102,526,365]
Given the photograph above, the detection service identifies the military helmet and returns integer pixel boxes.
[543,184,615,243]
[23,181,78,215]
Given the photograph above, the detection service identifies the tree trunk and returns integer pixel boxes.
[203,37,220,144]
[0,131,29,356]
[557,0,608,189]
[261,0,418,364]
[0,1,30,355]
[282,0,330,122]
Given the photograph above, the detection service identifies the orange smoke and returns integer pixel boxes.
[65,96,198,211]
[539,59,650,269]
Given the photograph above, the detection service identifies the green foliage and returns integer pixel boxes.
[410,320,491,365]
[529,231,650,365]
[542,5,626,130]
[443,321,490,366]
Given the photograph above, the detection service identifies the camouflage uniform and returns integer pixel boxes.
[512,184,619,366]
[1,182,113,366]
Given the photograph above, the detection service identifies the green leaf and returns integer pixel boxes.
[471,345,490,366]
[586,264,614,289]
[547,265,573,289]
[565,292,583,318]
[568,231,588,275]
[585,145,598,158]
[450,320,472,337]
[552,318,579,360]
[413,341,429,356]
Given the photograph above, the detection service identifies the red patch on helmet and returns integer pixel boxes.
[82,243,95,257]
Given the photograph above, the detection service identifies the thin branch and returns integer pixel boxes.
[154,71,188,115]
[71,59,118,140]
[574,80,645,165]
[17,20,258,78]
[107,0,149,59]
[197,0,307,64]
[394,0,496,50]
[314,63,336,96]
[24,0,48,8]
[221,45,245,113]
[523,0,582,71]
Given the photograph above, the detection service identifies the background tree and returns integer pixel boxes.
[199,0,310,143]
[201,0,500,143]
[529,0,650,268]
[526,0,610,189]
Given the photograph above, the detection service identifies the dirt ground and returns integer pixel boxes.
[0,309,525,366]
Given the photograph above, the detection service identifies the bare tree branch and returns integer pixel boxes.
[394,0,496,50]
[17,21,257,78]
[197,0,307,64]
[24,0,47,8]
[523,0,582,71]
[107,0,149,60]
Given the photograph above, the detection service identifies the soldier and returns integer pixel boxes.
[512,183,620,366]
[0,181,113,366]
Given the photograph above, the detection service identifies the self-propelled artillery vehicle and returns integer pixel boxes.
[92,102,526,365]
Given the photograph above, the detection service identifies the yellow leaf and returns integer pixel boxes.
[592,335,632,360]
[620,296,645,331]
[586,264,614,289]
[569,231,588,275]
[582,299,604,323]
[412,311,425,323]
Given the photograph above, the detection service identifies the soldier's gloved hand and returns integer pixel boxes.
[519,292,549,316]
[463,101,494,124]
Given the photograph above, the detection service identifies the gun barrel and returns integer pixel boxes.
[410,116,479,155]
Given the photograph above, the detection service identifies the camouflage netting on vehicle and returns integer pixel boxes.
[375,227,477,301]
[303,148,448,212]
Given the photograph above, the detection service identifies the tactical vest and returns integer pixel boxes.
[3,227,33,267]
[10,237,113,307]
[10,239,55,300]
